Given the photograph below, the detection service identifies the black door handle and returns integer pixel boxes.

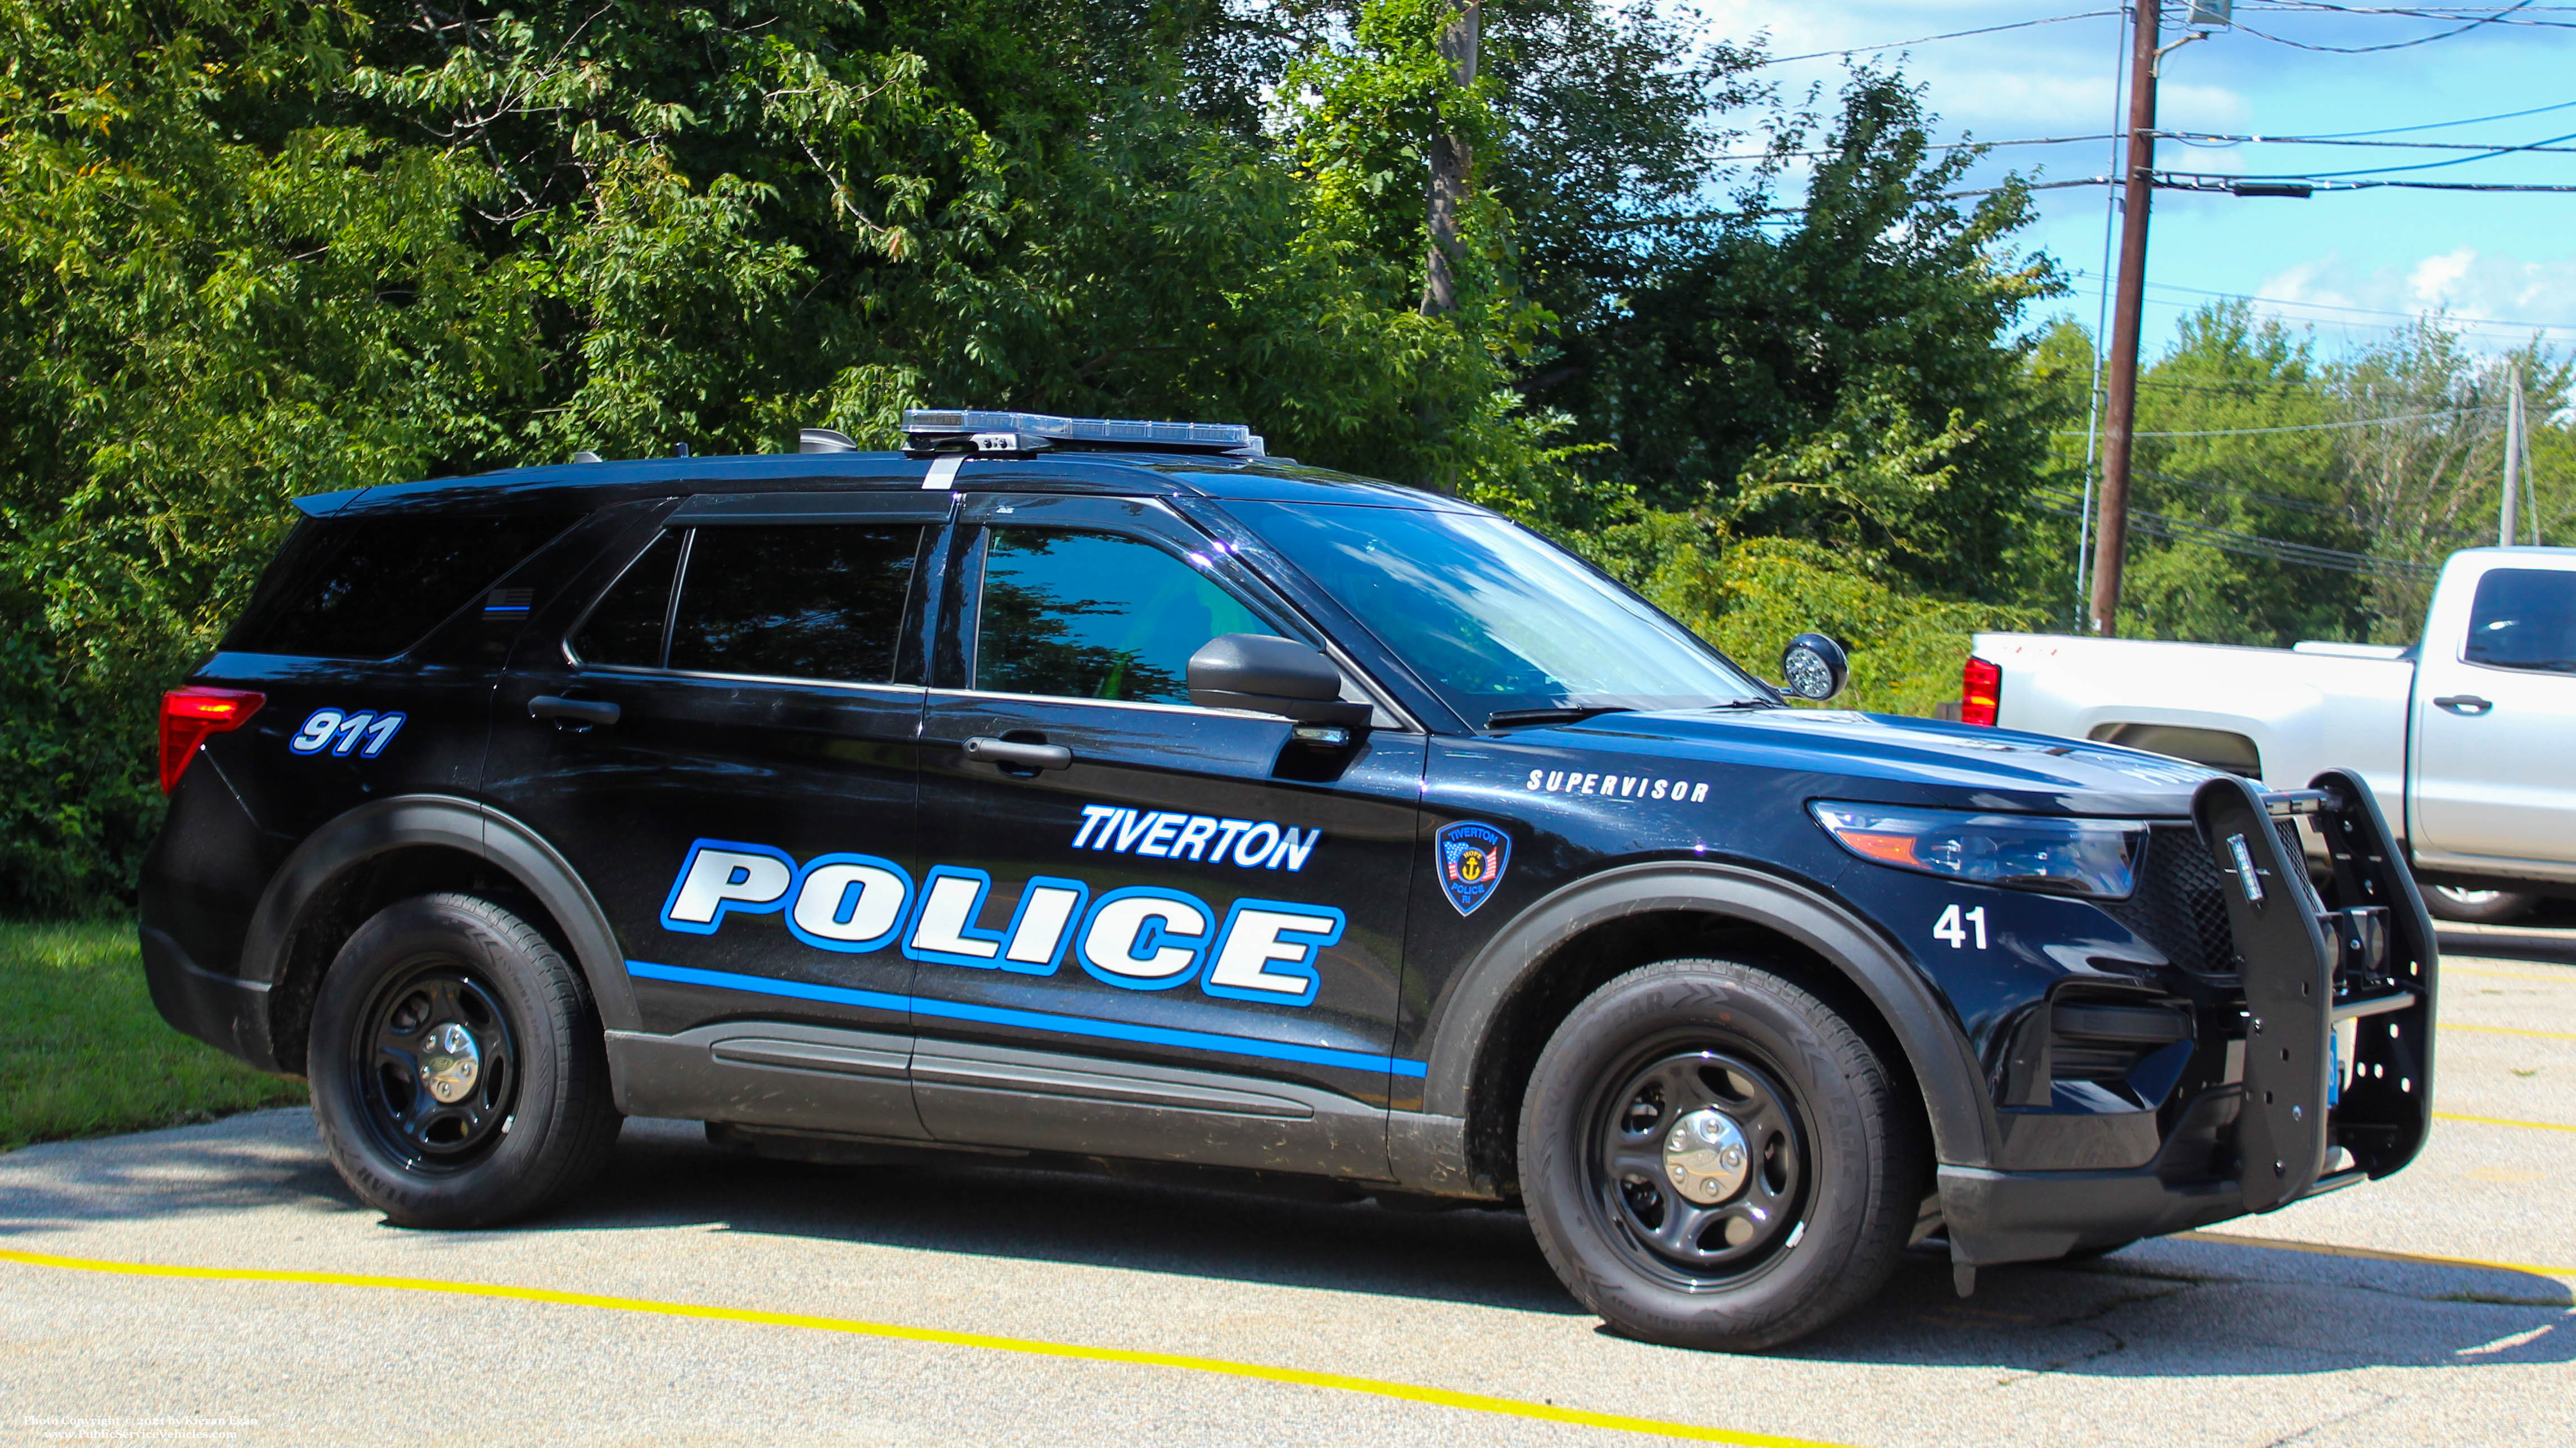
[964,736,1072,771]
[529,695,621,728]
[2433,695,2493,715]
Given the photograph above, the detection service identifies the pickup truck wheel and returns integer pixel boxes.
[308,893,622,1229]
[2422,886,2537,925]
[1518,958,1921,1351]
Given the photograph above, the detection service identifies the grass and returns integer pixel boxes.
[1,919,305,1151]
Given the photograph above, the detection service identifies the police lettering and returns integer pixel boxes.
[658,839,1339,1007]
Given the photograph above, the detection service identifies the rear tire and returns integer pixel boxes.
[308,893,622,1228]
[2422,886,2537,925]
[1518,958,1922,1351]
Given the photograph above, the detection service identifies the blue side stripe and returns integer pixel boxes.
[626,960,1430,1078]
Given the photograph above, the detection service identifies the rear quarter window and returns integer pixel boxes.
[225,512,578,660]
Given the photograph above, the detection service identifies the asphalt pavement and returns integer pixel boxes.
[4,945,2573,1448]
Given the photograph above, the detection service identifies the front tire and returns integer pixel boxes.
[1519,958,1922,1351]
[2423,886,2537,925]
[308,893,622,1228]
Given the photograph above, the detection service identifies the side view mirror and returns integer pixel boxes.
[1779,632,1850,702]
[1188,634,1373,730]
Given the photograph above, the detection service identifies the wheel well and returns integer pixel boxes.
[1463,909,1930,1200]
[2086,722,2261,779]
[267,845,571,1074]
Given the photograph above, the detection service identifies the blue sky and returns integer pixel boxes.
[1697,2,2576,361]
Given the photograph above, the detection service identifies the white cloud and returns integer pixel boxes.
[2251,249,2576,343]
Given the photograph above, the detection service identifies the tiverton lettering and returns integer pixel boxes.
[1070,805,1320,871]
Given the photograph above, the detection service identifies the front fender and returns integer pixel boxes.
[1420,860,1995,1171]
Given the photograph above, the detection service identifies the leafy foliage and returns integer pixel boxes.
[0,0,2068,911]
[2027,301,2572,647]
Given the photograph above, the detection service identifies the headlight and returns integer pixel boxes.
[1809,802,2145,900]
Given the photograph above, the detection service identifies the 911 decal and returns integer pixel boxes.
[288,707,405,758]
[659,841,1341,1007]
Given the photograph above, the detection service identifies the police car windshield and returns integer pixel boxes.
[1227,501,1770,724]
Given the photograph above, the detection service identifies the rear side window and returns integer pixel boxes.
[974,528,1267,703]
[2465,568,2576,673]
[574,530,680,668]
[229,512,576,659]
[591,524,923,682]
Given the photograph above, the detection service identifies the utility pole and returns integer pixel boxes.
[2088,1,2163,635]
[2501,363,2525,546]
[1421,1,1480,317]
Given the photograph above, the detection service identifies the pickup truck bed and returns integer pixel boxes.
[1969,546,2576,900]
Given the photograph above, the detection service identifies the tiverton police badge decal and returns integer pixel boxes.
[1435,820,1511,916]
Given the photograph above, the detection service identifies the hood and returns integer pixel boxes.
[1519,706,2220,818]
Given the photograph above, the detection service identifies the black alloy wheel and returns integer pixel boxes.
[350,963,520,1172]
[1519,957,1922,1351]
[309,893,622,1229]
[1589,1045,1809,1287]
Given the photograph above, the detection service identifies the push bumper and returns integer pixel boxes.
[1945,768,2438,1268]
[139,926,284,1074]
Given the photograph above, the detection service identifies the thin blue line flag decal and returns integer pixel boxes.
[1435,820,1511,917]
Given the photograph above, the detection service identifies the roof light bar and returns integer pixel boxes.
[902,410,1264,459]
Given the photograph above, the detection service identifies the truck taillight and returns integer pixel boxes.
[1961,656,2001,728]
[160,687,266,794]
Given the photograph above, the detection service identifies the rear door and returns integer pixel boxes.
[2411,553,2576,868]
[906,491,1423,1179]
[486,489,950,1137]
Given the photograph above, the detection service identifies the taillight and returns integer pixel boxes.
[1960,656,2002,728]
[160,687,266,794]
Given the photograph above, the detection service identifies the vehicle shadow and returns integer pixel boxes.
[7,1108,2570,1377]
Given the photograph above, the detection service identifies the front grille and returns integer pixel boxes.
[2104,824,2240,976]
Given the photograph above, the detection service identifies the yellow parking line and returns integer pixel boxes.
[0,1247,1851,1448]
[2434,1111,2576,1134]
[2175,1231,2576,1284]
[2440,1022,2576,1041]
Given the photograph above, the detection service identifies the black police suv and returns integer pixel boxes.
[141,410,2437,1350]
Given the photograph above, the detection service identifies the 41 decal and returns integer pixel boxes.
[288,707,406,759]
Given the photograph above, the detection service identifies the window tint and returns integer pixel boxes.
[667,525,923,682]
[975,528,1267,704]
[574,530,681,668]
[228,513,575,659]
[2464,568,2576,674]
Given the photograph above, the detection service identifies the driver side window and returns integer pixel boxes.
[973,528,1268,704]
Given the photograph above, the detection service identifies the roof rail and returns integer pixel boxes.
[901,409,1264,459]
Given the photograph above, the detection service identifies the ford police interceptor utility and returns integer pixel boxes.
[140,410,2437,1351]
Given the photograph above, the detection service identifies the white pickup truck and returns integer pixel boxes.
[1965,546,2576,923]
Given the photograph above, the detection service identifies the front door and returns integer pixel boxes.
[486,489,951,1137]
[907,491,1423,1179]
[2411,559,2576,868]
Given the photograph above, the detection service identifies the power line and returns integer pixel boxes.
[1753,12,2121,66]
[2163,129,2576,153]
[2272,97,2576,139]
[2034,490,2442,578]
[2244,1,2576,22]
[2235,0,2545,50]
[2065,269,2576,333]
[2229,128,2576,179]
[1710,134,2117,162]
[2154,173,2576,193]
[2052,407,2499,437]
